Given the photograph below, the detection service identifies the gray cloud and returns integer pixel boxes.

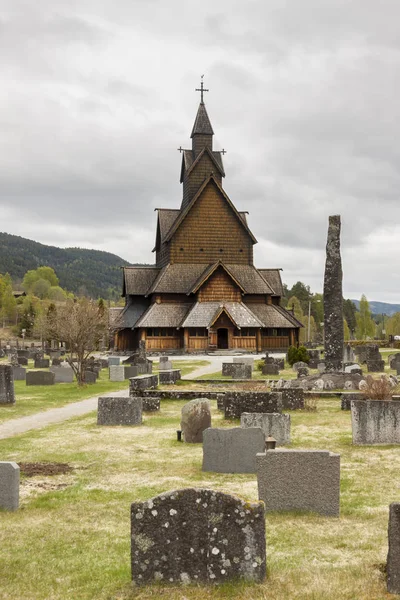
[1,0,400,302]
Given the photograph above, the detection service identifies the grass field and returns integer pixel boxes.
[0,393,398,599]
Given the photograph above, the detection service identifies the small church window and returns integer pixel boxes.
[200,248,204,252]
[239,249,243,253]
[219,248,223,253]
[180,247,184,252]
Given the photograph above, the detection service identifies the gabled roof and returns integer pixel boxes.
[248,304,304,329]
[134,302,192,329]
[191,102,214,137]
[179,147,225,183]
[225,265,274,295]
[181,301,264,329]
[153,208,181,251]
[164,175,257,244]
[113,297,150,329]
[189,262,246,295]
[146,263,208,295]
[258,269,284,297]
[123,267,160,296]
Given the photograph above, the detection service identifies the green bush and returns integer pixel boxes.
[287,345,310,366]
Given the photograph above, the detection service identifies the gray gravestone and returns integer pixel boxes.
[131,488,266,585]
[202,427,265,473]
[12,366,26,381]
[323,215,344,371]
[97,396,142,426]
[366,360,385,372]
[0,462,19,511]
[280,389,305,410]
[262,364,279,375]
[231,363,252,380]
[84,370,97,384]
[351,399,400,445]
[297,367,309,378]
[387,503,400,594]
[181,399,211,443]
[129,374,158,392]
[49,366,74,383]
[0,364,15,404]
[34,358,50,368]
[241,412,290,445]
[109,365,125,382]
[158,360,173,371]
[340,393,361,411]
[108,357,120,366]
[124,365,139,379]
[159,369,181,384]
[26,371,55,386]
[257,449,340,516]
[17,357,28,366]
[142,396,160,412]
[293,361,308,372]
[224,391,283,419]
[222,363,234,377]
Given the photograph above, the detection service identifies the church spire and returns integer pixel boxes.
[191,76,214,155]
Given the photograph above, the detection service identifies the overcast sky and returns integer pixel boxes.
[1,0,400,302]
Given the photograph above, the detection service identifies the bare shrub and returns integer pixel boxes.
[303,397,318,412]
[361,375,400,400]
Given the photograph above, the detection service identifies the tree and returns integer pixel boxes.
[343,299,357,336]
[32,278,51,300]
[355,295,376,340]
[386,313,400,337]
[343,318,350,341]
[22,267,59,295]
[286,282,311,314]
[49,298,107,385]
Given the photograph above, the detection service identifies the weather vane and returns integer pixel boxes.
[195,75,209,103]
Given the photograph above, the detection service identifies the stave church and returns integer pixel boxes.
[114,84,302,353]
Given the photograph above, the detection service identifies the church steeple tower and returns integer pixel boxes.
[179,78,225,210]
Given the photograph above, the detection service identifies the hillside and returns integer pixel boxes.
[351,299,400,317]
[0,232,135,299]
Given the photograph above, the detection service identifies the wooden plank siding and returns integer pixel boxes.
[232,336,257,350]
[261,336,289,349]
[198,268,242,302]
[146,337,182,351]
[170,182,253,265]
[188,337,208,351]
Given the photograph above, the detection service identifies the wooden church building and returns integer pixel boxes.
[115,87,302,352]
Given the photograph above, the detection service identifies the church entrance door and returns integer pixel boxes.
[217,328,228,349]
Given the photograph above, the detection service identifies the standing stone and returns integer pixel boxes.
[0,364,15,404]
[131,488,266,585]
[26,371,55,386]
[323,215,344,371]
[124,365,139,379]
[222,363,234,377]
[34,358,50,368]
[158,359,173,371]
[141,396,160,412]
[84,371,97,384]
[387,503,400,594]
[181,399,211,443]
[202,427,265,473]
[109,365,125,382]
[97,397,142,426]
[231,363,252,379]
[262,364,279,375]
[12,366,26,381]
[233,357,254,370]
[108,357,120,366]
[49,366,74,383]
[241,412,290,445]
[159,369,181,384]
[0,462,19,511]
[257,449,340,516]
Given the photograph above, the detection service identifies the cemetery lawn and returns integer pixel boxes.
[0,397,396,599]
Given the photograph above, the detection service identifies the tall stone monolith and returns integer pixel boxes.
[323,215,344,371]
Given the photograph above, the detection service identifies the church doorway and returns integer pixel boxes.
[217,328,228,349]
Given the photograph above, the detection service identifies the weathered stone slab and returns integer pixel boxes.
[109,365,125,382]
[97,396,142,426]
[26,371,55,386]
[131,488,266,585]
[297,367,309,378]
[387,503,400,594]
[0,462,19,511]
[17,349,29,358]
[231,363,252,379]
[159,369,181,385]
[124,365,139,379]
[233,357,254,369]
[203,427,265,473]
[108,357,120,366]
[257,449,340,516]
[49,366,74,383]
[280,389,305,410]
[17,356,28,366]
[224,391,282,419]
[293,361,308,372]
[323,215,344,371]
[262,364,279,375]
[181,399,211,443]
[84,370,97,384]
[129,374,158,393]
[34,358,50,369]
[222,363,234,377]
[12,366,26,381]
[351,399,400,445]
[142,396,160,412]
[241,413,290,445]
[0,364,15,404]
[159,356,169,364]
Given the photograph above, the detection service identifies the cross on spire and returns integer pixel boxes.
[195,75,209,104]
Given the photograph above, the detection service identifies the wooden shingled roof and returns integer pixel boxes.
[134,303,192,329]
[163,175,257,244]
[258,269,284,297]
[123,267,160,296]
[249,304,304,328]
